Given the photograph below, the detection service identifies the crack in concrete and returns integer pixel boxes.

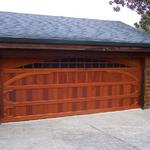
[89,124,141,150]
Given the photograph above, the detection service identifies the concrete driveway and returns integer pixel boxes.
[0,109,150,150]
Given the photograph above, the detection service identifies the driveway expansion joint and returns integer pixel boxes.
[88,124,141,150]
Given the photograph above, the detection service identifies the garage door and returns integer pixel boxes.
[2,58,141,122]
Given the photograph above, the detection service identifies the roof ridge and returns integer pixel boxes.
[0,11,125,23]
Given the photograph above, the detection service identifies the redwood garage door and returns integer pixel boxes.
[2,58,141,122]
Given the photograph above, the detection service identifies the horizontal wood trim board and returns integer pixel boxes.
[3,67,138,73]
[3,93,140,107]
[0,43,149,52]
[1,106,140,122]
[4,81,138,90]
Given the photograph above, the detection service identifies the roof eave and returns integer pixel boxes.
[0,37,150,49]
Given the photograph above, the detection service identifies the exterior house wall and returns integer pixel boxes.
[0,60,2,120]
[144,56,150,108]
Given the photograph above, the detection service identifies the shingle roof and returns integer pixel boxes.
[0,11,150,47]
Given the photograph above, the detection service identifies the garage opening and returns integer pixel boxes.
[2,57,141,122]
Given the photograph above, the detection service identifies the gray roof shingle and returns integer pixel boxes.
[0,11,150,47]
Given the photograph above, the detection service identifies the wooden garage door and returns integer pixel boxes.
[2,58,141,122]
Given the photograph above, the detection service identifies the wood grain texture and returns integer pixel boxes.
[0,43,149,53]
[144,56,150,108]
[0,57,142,122]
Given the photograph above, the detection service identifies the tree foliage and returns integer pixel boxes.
[109,0,150,32]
